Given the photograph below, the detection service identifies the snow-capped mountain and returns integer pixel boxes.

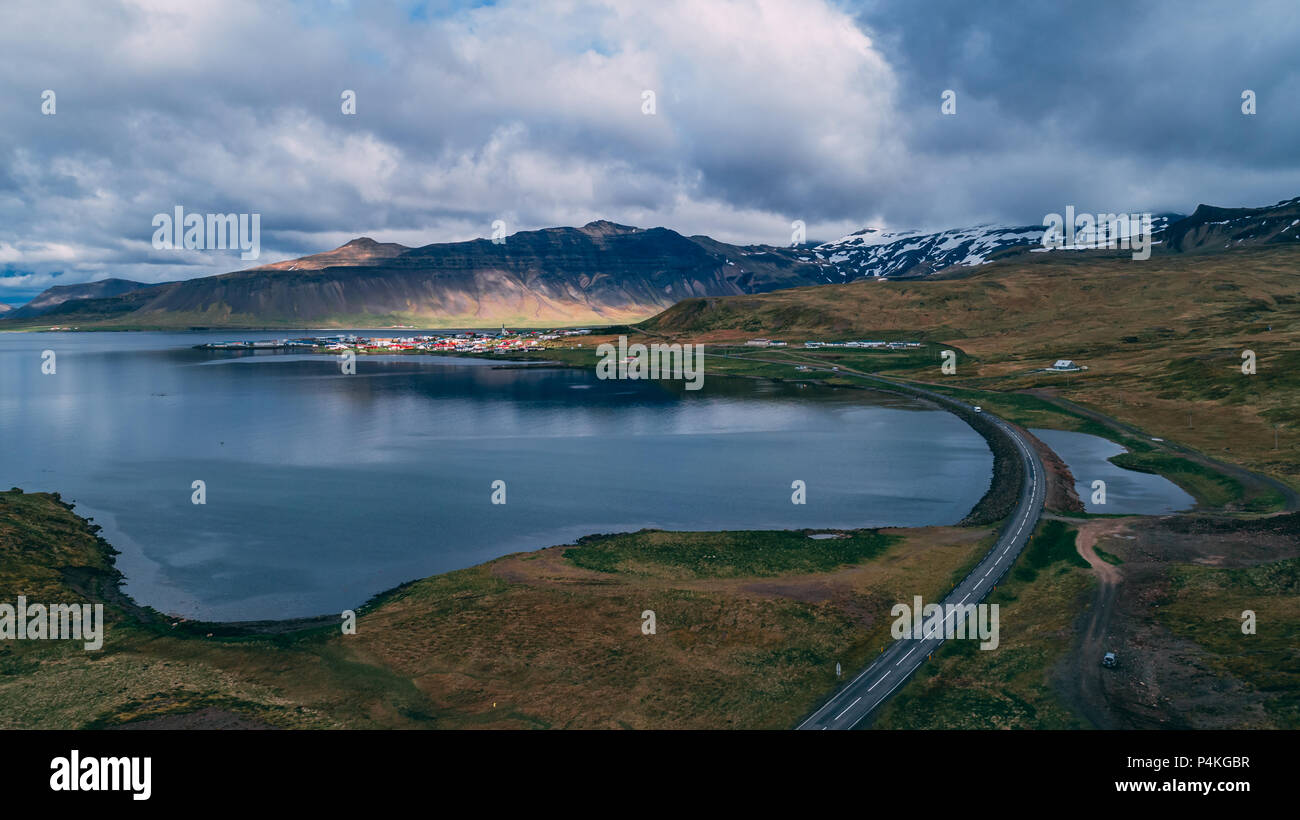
[805,224,1048,280]
[804,217,1178,281]
[801,196,1300,281]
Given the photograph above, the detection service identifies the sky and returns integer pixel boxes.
[2,0,1298,303]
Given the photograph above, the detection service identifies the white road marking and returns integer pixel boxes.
[878,671,910,702]
[896,645,918,665]
[867,672,890,692]
[834,697,861,720]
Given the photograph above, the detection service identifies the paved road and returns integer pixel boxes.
[794,377,1046,730]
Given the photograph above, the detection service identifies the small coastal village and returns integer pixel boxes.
[194,325,593,353]
[192,330,1095,375]
[194,329,940,357]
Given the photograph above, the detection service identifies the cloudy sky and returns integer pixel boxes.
[2,0,1298,303]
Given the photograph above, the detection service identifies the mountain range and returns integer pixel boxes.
[5,196,1298,329]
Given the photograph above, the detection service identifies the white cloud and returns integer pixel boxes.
[0,0,904,300]
[0,241,81,264]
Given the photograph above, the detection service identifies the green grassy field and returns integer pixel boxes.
[564,529,898,577]
[1159,557,1300,727]
[1108,451,1250,508]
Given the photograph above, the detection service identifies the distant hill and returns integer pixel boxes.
[640,242,1300,345]
[5,196,1298,329]
[5,278,155,319]
[0,222,829,329]
[1158,197,1300,253]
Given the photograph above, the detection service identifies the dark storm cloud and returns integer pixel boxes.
[858,0,1300,221]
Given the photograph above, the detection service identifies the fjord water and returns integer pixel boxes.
[0,332,992,621]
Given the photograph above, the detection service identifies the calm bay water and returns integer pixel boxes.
[1030,428,1194,515]
[0,331,992,620]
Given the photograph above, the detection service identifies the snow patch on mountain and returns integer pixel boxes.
[805,216,1182,280]
[807,223,1046,280]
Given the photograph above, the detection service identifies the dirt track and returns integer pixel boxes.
[1064,518,1129,729]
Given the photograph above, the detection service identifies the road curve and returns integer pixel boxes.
[795,375,1046,730]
